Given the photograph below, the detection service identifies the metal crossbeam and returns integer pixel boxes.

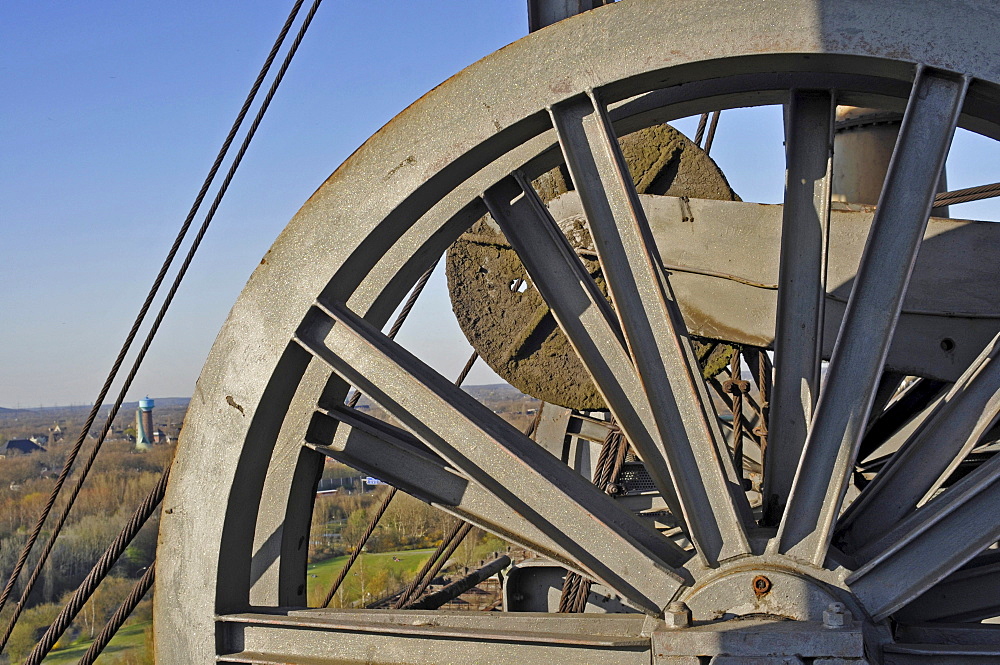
[306,407,581,568]
[776,68,969,565]
[295,300,691,612]
[550,92,752,565]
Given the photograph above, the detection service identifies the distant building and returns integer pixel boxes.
[4,439,45,456]
[29,434,49,446]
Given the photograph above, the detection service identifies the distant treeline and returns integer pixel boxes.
[0,441,168,662]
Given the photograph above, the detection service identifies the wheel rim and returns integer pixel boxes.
[156,0,1000,662]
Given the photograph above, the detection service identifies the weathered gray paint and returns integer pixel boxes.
[156,1,1000,661]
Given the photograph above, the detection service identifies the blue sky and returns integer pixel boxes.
[2,1,997,407]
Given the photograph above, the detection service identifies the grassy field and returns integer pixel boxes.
[43,621,148,664]
[306,548,435,607]
[38,548,435,663]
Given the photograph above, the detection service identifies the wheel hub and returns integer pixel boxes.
[651,555,892,663]
[683,565,843,623]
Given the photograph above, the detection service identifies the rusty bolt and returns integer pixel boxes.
[823,602,852,629]
[751,575,772,598]
[722,378,750,394]
[663,601,691,629]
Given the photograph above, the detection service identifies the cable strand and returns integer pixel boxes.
[0,0,307,623]
[77,563,156,665]
[0,0,323,648]
[23,469,169,665]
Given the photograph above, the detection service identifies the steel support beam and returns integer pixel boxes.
[550,92,752,565]
[295,301,690,613]
[776,68,969,564]
[305,407,582,568]
[219,611,651,665]
[847,453,1000,620]
[895,560,1000,623]
[484,175,686,526]
[527,0,610,32]
[838,333,1000,553]
[764,89,834,525]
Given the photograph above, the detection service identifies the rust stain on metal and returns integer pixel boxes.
[752,575,772,599]
[385,155,417,180]
[226,395,246,416]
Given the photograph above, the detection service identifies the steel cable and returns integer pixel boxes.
[559,418,627,612]
[77,563,155,665]
[401,523,474,608]
[933,181,1000,207]
[693,112,709,146]
[0,0,324,649]
[393,519,467,609]
[321,487,397,608]
[0,0,307,622]
[22,469,169,665]
[703,110,721,155]
[454,350,480,387]
[725,349,747,468]
[752,348,771,461]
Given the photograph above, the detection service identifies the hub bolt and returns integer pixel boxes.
[751,574,772,598]
[823,602,852,629]
[664,601,691,629]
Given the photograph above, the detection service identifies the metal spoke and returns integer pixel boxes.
[294,300,691,613]
[764,90,834,526]
[482,175,686,525]
[867,372,908,427]
[837,333,1000,553]
[305,406,581,568]
[895,558,1000,623]
[775,68,969,564]
[846,453,1000,620]
[218,611,652,665]
[895,623,1000,649]
[549,92,752,566]
[887,625,1000,665]
[856,377,951,462]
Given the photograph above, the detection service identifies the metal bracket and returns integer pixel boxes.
[651,617,867,664]
[527,0,611,32]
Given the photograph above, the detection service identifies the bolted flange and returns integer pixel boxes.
[663,601,692,629]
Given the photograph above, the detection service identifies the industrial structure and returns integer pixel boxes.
[153,1,1000,661]
[4,1,1000,663]
[135,397,154,450]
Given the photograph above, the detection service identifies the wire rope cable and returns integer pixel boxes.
[0,0,326,653]
[23,469,170,665]
[934,180,1000,207]
[0,0,308,623]
[77,563,156,665]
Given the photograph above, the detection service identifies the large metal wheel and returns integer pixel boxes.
[156,1,1000,662]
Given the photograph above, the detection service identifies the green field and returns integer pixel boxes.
[38,548,435,663]
[43,621,149,664]
[307,548,436,607]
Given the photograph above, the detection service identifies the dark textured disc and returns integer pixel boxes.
[447,124,738,409]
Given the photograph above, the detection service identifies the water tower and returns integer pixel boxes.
[135,397,154,450]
